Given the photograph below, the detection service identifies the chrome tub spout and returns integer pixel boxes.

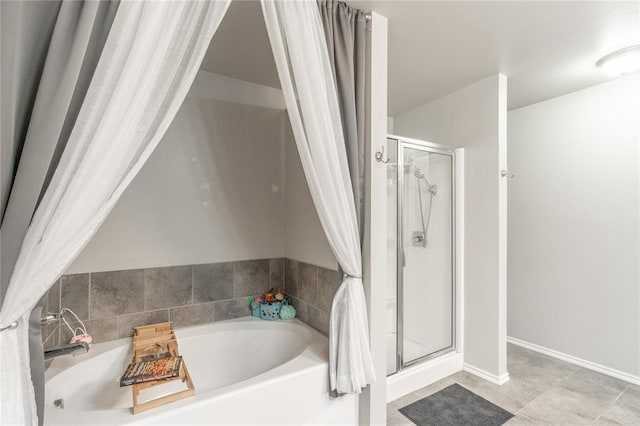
[44,341,90,360]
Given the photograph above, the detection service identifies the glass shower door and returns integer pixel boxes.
[398,142,454,366]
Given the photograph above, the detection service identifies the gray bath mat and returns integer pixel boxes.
[399,383,514,426]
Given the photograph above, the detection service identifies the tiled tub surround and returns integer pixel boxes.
[284,259,342,338]
[41,258,340,348]
[42,259,283,348]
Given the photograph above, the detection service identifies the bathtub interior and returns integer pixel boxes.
[45,319,313,412]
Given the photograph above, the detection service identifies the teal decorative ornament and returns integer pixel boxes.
[279,304,296,320]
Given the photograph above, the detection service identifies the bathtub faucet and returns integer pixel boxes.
[40,313,61,325]
[44,341,90,360]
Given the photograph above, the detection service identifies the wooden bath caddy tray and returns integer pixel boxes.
[130,322,195,414]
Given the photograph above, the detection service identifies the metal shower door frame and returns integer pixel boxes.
[390,135,457,373]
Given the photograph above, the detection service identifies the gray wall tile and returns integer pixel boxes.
[117,310,169,339]
[287,296,308,324]
[270,258,285,290]
[42,323,59,350]
[170,303,214,328]
[44,257,320,346]
[234,259,269,297]
[214,298,250,321]
[42,334,57,351]
[145,266,192,310]
[90,269,144,318]
[307,305,330,337]
[60,318,117,344]
[41,280,60,349]
[193,262,234,303]
[298,262,318,306]
[285,258,299,297]
[46,280,61,315]
[317,267,341,313]
[61,273,90,320]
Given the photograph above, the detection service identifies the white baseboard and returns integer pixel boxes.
[387,352,463,402]
[507,336,640,386]
[463,363,510,385]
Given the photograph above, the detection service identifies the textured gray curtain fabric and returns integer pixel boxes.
[1,1,119,298]
[0,0,61,221]
[318,0,367,240]
[0,2,118,424]
[27,303,45,425]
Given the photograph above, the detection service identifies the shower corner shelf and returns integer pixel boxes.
[130,322,195,414]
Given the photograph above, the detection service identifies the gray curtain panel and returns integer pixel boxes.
[318,0,368,398]
[0,2,118,423]
[318,0,367,241]
[0,0,60,222]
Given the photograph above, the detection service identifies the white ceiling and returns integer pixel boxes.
[201,1,639,115]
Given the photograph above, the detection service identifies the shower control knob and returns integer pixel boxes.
[411,231,427,248]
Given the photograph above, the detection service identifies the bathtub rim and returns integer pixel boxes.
[45,317,317,381]
[44,317,330,425]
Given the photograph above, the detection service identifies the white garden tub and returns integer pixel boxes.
[44,317,358,425]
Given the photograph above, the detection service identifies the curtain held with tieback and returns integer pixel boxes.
[261,0,376,394]
[0,2,231,424]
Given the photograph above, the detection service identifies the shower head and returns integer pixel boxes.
[415,167,437,195]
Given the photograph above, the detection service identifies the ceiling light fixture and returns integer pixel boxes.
[596,45,640,76]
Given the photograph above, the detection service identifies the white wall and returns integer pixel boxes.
[394,74,508,380]
[283,123,337,270]
[69,70,337,274]
[362,12,389,423]
[68,71,288,273]
[508,74,640,378]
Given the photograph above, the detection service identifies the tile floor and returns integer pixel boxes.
[388,344,640,425]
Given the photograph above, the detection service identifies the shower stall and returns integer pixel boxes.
[386,135,457,376]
